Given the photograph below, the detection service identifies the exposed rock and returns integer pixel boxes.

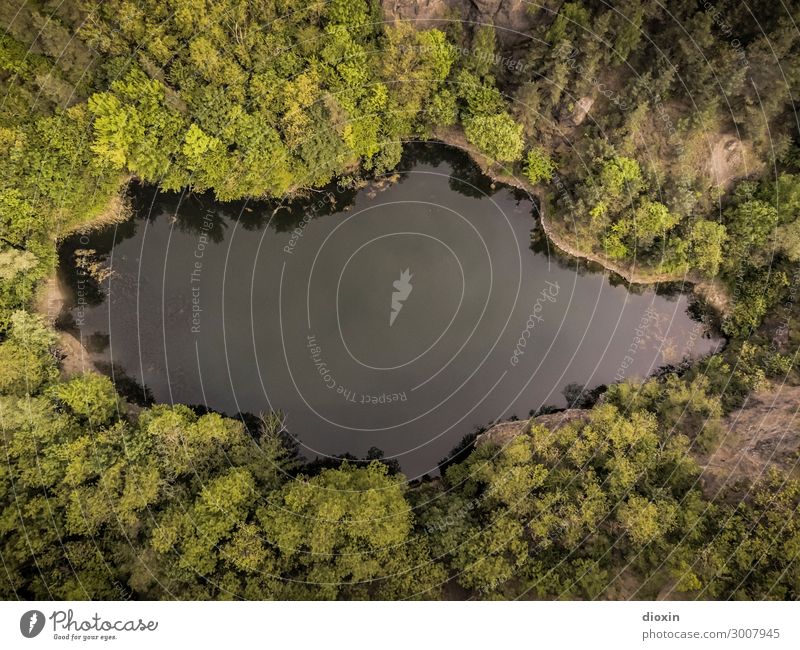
[559,96,594,127]
[475,409,591,447]
[381,0,537,46]
[381,0,450,29]
[530,408,592,432]
[467,0,537,46]
[475,420,528,448]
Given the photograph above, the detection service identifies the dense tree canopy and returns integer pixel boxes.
[3,334,797,599]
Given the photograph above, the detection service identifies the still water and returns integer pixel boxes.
[61,144,722,477]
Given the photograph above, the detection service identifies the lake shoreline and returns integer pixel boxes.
[40,134,728,383]
[51,149,723,475]
[48,134,728,310]
[430,127,730,317]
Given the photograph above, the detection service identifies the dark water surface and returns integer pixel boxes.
[61,144,722,477]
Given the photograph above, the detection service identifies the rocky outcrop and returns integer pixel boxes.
[475,409,591,447]
[381,0,537,46]
[559,96,595,127]
[380,0,450,29]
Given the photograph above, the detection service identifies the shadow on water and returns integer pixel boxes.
[95,362,154,407]
[396,140,498,199]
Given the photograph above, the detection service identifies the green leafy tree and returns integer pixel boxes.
[632,200,681,248]
[50,373,120,428]
[0,311,57,395]
[455,69,505,117]
[723,199,777,268]
[88,69,187,184]
[524,146,556,184]
[469,25,497,77]
[599,155,642,198]
[464,113,524,163]
[689,219,727,276]
[263,462,444,599]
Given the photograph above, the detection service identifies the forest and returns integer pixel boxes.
[1,0,799,599]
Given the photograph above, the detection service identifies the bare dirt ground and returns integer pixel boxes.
[700,382,800,498]
[34,274,65,325]
[705,135,757,191]
[34,275,97,377]
[55,331,99,377]
[32,182,135,378]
